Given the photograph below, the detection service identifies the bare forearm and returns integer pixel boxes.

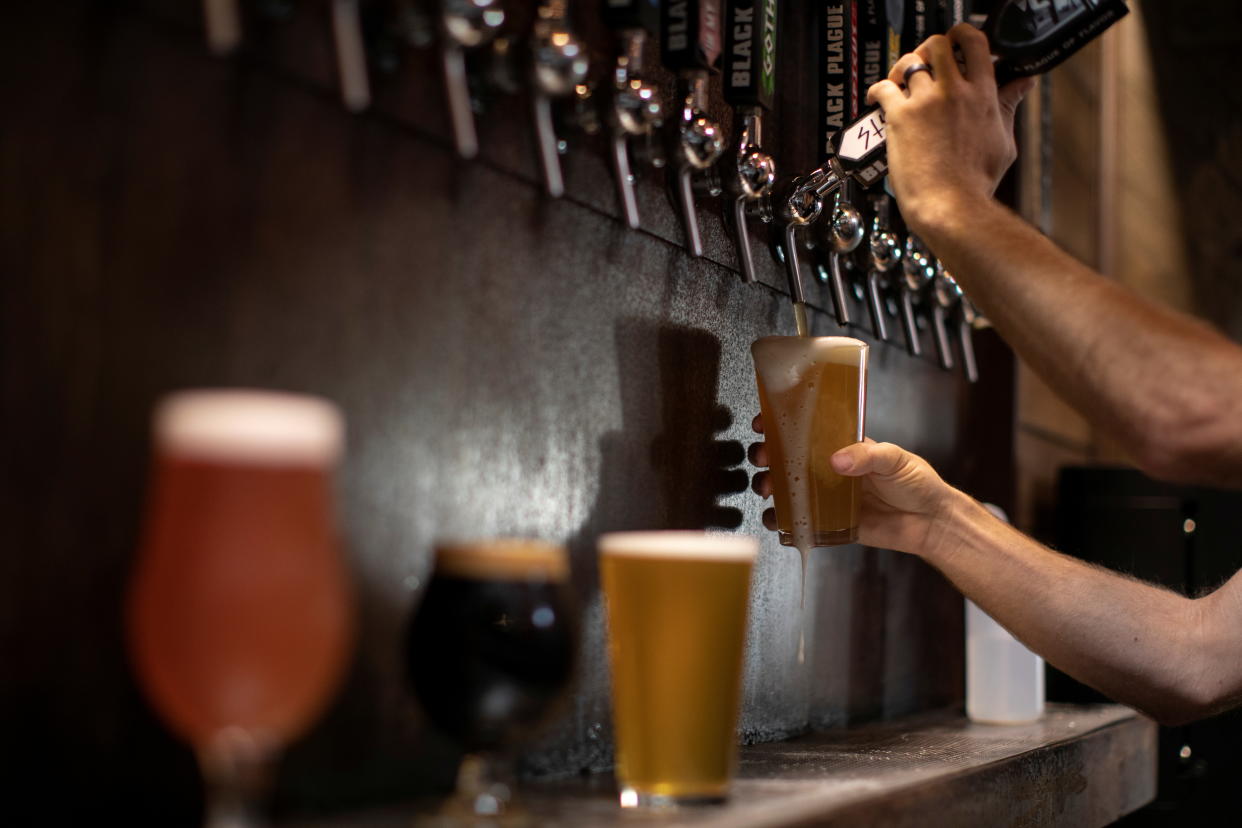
[924,492,1208,723]
[914,196,1242,486]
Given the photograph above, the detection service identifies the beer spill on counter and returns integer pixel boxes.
[753,337,868,613]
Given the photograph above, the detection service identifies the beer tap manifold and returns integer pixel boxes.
[530,0,590,197]
[603,0,664,229]
[661,0,726,259]
[439,0,506,159]
[722,0,778,284]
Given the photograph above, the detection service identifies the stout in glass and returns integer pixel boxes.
[600,531,758,807]
[406,539,576,819]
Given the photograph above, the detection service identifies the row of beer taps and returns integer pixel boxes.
[201,0,983,382]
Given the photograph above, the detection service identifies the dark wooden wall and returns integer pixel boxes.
[0,2,1013,822]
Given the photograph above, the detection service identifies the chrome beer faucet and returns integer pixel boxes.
[529,0,590,197]
[865,194,901,342]
[723,0,778,282]
[815,188,864,326]
[439,0,506,158]
[661,0,726,258]
[603,1,664,228]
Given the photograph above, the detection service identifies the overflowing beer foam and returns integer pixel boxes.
[751,335,867,609]
[599,531,759,562]
[156,389,344,466]
[436,539,570,581]
[751,335,867,394]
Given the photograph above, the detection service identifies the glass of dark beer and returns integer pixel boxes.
[127,390,354,828]
[405,539,577,822]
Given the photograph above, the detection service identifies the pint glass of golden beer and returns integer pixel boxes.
[600,531,758,807]
[751,336,869,548]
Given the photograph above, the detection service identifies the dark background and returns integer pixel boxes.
[0,1,1013,823]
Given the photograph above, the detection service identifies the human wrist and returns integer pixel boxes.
[916,487,986,565]
[902,188,997,248]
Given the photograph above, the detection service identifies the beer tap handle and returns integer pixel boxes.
[898,286,921,357]
[929,260,956,371]
[931,303,954,370]
[439,0,506,159]
[783,222,808,317]
[866,269,889,342]
[612,128,642,229]
[865,194,899,342]
[723,0,779,283]
[530,0,589,197]
[603,2,662,228]
[662,0,725,259]
[732,192,758,283]
[333,0,372,112]
[827,251,852,327]
[675,159,704,256]
[204,0,242,55]
[957,294,980,383]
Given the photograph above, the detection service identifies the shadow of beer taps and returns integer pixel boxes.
[568,319,747,599]
[527,320,748,777]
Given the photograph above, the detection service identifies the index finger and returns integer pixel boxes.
[947,22,994,85]
[752,412,765,434]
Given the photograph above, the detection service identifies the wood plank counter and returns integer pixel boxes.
[287,704,1156,827]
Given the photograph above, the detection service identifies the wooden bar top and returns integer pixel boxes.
[286,704,1156,827]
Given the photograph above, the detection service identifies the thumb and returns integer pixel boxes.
[831,441,910,478]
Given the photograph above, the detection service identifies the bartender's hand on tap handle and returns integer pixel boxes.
[867,24,1035,238]
[750,414,961,558]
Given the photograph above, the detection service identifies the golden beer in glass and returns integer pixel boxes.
[751,336,868,548]
[600,531,758,807]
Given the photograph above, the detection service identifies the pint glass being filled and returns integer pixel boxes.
[751,336,869,551]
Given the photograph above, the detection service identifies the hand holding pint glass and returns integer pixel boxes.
[127,390,354,828]
[751,336,869,551]
[600,531,758,808]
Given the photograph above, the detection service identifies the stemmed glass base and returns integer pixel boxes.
[424,754,532,827]
[199,727,277,828]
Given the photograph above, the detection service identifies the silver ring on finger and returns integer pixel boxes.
[902,62,933,87]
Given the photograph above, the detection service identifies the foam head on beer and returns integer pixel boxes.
[751,335,868,393]
[598,531,759,562]
[435,539,570,582]
[156,389,344,466]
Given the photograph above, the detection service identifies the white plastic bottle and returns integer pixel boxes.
[966,505,1045,724]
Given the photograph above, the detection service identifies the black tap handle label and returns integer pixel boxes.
[603,0,660,33]
[938,0,967,28]
[886,0,905,72]
[722,0,778,110]
[661,0,724,72]
[858,0,886,109]
[987,0,1129,82]
[900,0,939,53]
[819,3,857,157]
